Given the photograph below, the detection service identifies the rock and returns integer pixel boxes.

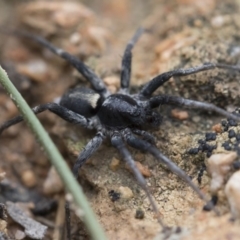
[206,152,237,193]
[119,186,133,199]
[225,170,240,219]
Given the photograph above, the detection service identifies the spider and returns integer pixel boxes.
[1,28,240,228]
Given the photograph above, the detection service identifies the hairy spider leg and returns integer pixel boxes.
[73,132,105,178]
[140,62,240,98]
[0,103,95,135]
[132,129,156,145]
[12,30,110,99]
[149,95,240,122]
[124,129,208,202]
[111,132,166,228]
[120,28,144,94]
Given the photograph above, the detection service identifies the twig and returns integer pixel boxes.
[53,197,65,240]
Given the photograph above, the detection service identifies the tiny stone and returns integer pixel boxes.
[222,142,232,151]
[228,119,237,127]
[43,167,63,195]
[0,172,6,182]
[198,139,205,144]
[206,151,212,158]
[225,170,240,219]
[221,120,228,127]
[188,148,199,155]
[109,157,120,171]
[118,186,133,199]
[103,75,120,88]
[15,229,26,240]
[201,143,212,152]
[211,15,225,28]
[233,161,240,170]
[171,109,189,120]
[192,116,201,123]
[212,123,222,133]
[135,208,145,219]
[205,132,217,141]
[223,126,229,132]
[235,134,240,141]
[228,129,236,138]
[21,170,37,188]
[175,226,182,234]
[17,60,50,82]
[135,161,151,178]
[134,153,145,162]
[236,148,240,156]
[193,19,203,27]
[108,190,120,202]
[207,152,238,193]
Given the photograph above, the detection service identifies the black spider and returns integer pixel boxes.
[1,28,240,228]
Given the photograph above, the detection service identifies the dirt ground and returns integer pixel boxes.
[0,0,240,239]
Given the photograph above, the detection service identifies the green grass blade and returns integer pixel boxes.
[0,65,107,240]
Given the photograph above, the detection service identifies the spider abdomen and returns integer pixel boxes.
[60,87,102,118]
[98,94,143,129]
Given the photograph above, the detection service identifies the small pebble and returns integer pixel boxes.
[233,161,240,170]
[206,151,212,158]
[221,120,228,127]
[22,134,35,154]
[109,157,120,171]
[206,152,237,193]
[225,170,240,219]
[103,75,119,88]
[21,170,37,188]
[228,119,237,127]
[222,142,232,151]
[134,153,145,162]
[193,19,203,27]
[171,109,189,120]
[192,116,201,123]
[198,139,205,144]
[188,148,199,155]
[211,123,222,133]
[108,190,120,202]
[17,60,50,82]
[43,167,63,195]
[4,99,18,118]
[211,15,225,28]
[223,126,229,132]
[135,161,151,178]
[15,229,26,240]
[205,132,217,141]
[199,142,215,152]
[118,186,133,199]
[235,134,240,141]
[228,129,236,138]
[135,208,145,219]
[0,172,6,182]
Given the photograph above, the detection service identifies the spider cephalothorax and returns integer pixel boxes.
[1,28,240,228]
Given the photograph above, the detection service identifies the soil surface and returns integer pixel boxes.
[0,1,240,240]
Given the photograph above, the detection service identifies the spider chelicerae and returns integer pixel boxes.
[1,28,240,227]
